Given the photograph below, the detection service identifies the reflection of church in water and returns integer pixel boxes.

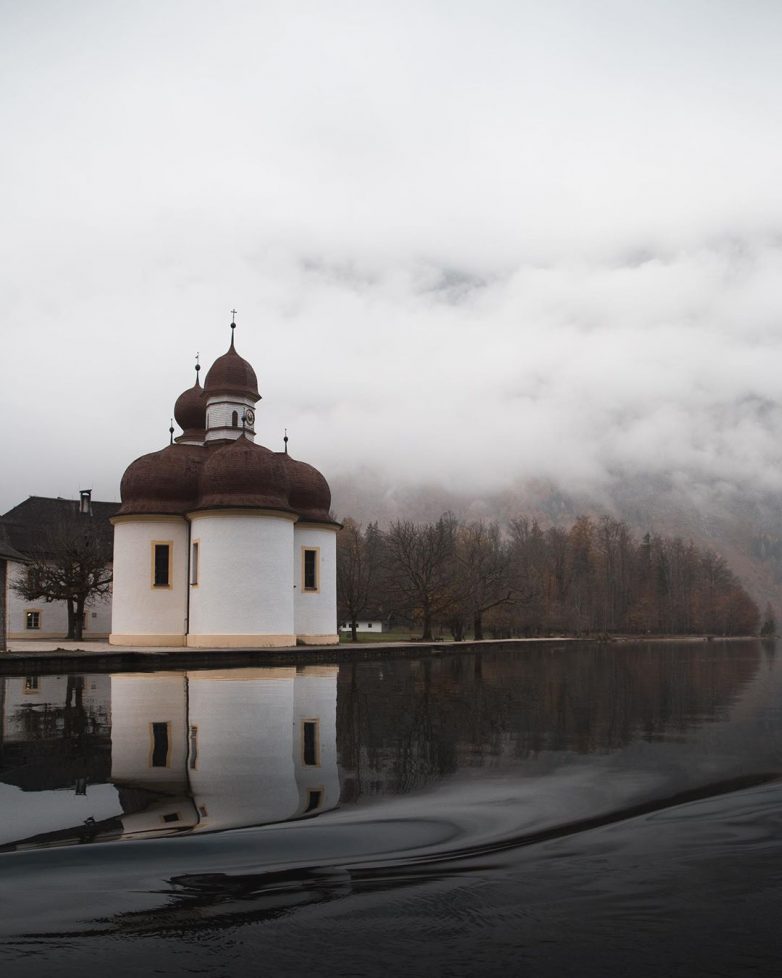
[0,667,339,849]
[2,644,767,852]
[111,667,339,835]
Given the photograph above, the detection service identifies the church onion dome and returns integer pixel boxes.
[118,443,207,516]
[174,376,206,436]
[280,454,336,524]
[197,435,293,512]
[204,336,260,401]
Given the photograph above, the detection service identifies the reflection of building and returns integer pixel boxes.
[0,674,116,848]
[2,674,111,745]
[110,666,340,837]
[110,320,339,649]
[0,666,340,850]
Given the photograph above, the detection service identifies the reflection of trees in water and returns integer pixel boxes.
[1,675,112,791]
[9,677,109,743]
[337,642,762,801]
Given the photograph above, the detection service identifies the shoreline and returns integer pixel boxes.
[0,634,763,675]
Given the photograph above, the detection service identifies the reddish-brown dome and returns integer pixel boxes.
[118,443,207,516]
[197,436,292,511]
[204,338,260,401]
[174,378,206,435]
[280,454,334,523]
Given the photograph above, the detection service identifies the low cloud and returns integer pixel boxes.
[2,2,782,516]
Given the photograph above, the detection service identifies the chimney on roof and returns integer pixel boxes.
[79,489,92,515]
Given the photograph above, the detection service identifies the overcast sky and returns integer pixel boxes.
[2,0,782,514]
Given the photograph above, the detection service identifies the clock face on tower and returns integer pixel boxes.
[244,408,255,427]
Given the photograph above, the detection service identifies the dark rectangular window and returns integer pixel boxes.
[151,721,170,767]
[154,544,170,587]
[162,812,180,824]
[303,720,319,766]
[303,549,318,591]
[25,611,40,630]
[305,790,322,813]
[24,676,39,692]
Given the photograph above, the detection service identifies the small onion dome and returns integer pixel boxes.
[280,454,335,524]
[197,435,293,511]
[118,443,207,516]
[204,338,260,401]
[174,378,206,436]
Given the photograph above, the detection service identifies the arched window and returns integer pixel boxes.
[231,410,238,428]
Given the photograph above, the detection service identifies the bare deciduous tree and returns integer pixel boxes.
[337,518,382,641]
[337,511,760,640]
[385,515,457,641]
[12,518,113,641]
[452,521,512,640]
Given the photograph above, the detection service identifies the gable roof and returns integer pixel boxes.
[0,523,27,562]
[0,496,120,557]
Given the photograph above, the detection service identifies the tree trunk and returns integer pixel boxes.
[351,621,358,642]
[66,598,76,640]
[73,597,85,642]
[421,609,433,641]
[473,612,484,641]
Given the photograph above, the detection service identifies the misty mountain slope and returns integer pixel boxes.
[331,471,782,622]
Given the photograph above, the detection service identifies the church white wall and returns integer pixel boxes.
[187,668,301,830]
[187,513,295,646]
[294,525,338,643]
[292,666,340,817]
[6,561,112,640]
[104,668,339,836]
[118,796,199,839]
[109,518,189,646]
[110,674,189,791]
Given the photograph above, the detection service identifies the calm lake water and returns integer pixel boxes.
[1,640,781,977]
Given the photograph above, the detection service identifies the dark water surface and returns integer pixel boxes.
[1,640,781,976]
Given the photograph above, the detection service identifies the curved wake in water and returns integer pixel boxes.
[2,642,781,976]
[4,771,778,941]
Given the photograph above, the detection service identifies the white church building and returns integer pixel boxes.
[110,320,339,648]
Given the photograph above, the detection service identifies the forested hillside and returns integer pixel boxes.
[332,470,782,626]
[337,513,760,641]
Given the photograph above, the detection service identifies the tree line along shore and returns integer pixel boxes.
[6,507,765,647]
[337,513,765,643]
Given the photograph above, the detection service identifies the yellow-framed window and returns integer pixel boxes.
[302,547,320,592]
[149,721,172,768]
[301,718,321,766]
[151,541,173,588]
